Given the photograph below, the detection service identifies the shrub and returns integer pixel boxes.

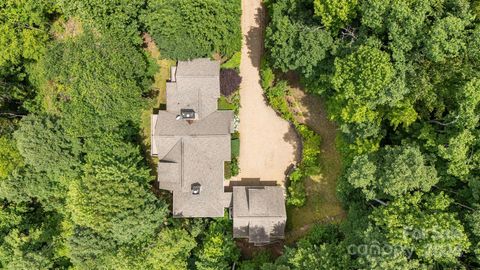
[224,155,240,179]
[286,125,321,207]
[260,57,275,90]
[264,81,294,121]
[230,91,241,115]
[220,69,242,96]
[289,169,303,182]
[287,181,307,206]
[221,52,241,70]
[297,124,321,175]
[230,157,240,177]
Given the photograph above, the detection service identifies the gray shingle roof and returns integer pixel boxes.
[152,58,288,240]
[176,58,220,77]
[166,58,220,119]
[152,58,233,218]
[154,111,233,138]
[232,186,287,244]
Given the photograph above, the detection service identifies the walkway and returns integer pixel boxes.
[234,0,299,184]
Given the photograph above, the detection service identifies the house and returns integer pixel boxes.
[151,58,286,241]
[232,186,287,245]
[151,58,233,217]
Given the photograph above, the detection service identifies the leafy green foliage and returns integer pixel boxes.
[438,130,476,180]
[221,52,241,70]
[142,0,242,60]
[313,0,358,31]
[68,226,118,269]
[266,1,333,78]
[0,136,23,179]
[0,202,69,269]
[264,81,295,122]
[347,145,438,200]
[467,206,480,263]
[355,228,424,270]
[265,0,480,267]
[426,15,468,63]
[0,0,57,113]
[287,180,307,207]
[0,0,55,71]
[33,31,152,137]
[14,115,80,179]
[0,167,68,211]
[68,134,167,244]
[260,57,275,90]
[372,192,470,264]
[0,3,215,269]
[286,124,322,207]
[147,228,197,270]
[331,44,395,124]
[297,124,321,175]
[273,225,351,269]
[194,218,240,270]
[57,0,145,44]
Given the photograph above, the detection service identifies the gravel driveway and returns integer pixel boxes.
[233,0,299,185]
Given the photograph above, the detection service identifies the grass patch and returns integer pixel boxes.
[221,51,241,70]
[225,137,240,179]
[218,96,236,110]
[259,58,345,241]
[140,36,176,171]
[231,138,240,158]
[285,86,346,243]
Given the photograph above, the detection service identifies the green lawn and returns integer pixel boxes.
[218,96,236,110]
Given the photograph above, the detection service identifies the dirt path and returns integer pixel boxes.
[234,0,299,184]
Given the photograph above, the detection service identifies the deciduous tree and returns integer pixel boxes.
[313,0,358,31]
[348,145,438,200]
[142,0,241,60]
[372,192,471,264]
[68,134,167,244]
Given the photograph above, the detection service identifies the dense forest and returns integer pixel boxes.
[260,0,480,269]
[0,0,242,269]
[1,0,479,269]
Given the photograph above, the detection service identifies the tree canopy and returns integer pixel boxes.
[2,0,480,268]
[68,134,167,244]
[347,145,438,200]
[263,0,480,268]
[142,0,242,60]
